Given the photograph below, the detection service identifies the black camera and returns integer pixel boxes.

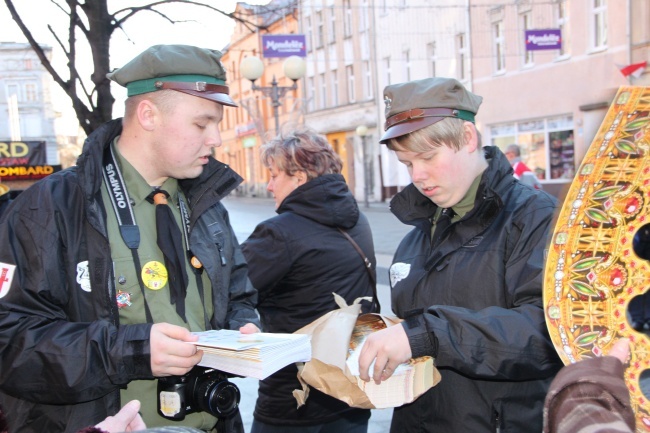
[157,366,240,420]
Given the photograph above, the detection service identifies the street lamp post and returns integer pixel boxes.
[355,125,370,208]
[240,55,306,134]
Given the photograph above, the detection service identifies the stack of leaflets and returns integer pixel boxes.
[191,329,312,380]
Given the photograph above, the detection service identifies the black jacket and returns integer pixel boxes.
[0,119,259,433]
[241,174,374,426]
[388,146,563,433]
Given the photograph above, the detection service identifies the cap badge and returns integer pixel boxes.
[384,96,392,111]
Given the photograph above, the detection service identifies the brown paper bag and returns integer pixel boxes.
[292,294,441,409]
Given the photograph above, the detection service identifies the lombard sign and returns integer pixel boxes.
[0,141,59,180]
[262,34,306,58]
[0,141,47,166]
[525,29,562,51]
[0,165,62,180]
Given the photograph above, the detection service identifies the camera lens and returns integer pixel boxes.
[197,379,241,418]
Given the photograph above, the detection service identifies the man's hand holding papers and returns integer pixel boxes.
[191,330,311,380]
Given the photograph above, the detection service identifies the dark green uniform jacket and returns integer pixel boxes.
[0,119,259,433]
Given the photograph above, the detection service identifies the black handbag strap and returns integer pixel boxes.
[337,227,380,312]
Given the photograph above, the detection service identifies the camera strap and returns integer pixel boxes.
[102,144,209,328]
[217,410,245,433]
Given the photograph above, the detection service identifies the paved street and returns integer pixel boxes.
[222,195,411,433]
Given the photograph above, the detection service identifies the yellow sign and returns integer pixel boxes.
[0,165,61,180]
[0,141,29,158]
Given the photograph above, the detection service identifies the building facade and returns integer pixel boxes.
[0,42,60,191]
[221,0,649,202]
[371,0,649,198]
[373,0,471,193]
[218,0,304,198]
[468,0,649,198]
[219,0,387,203]
[4,2,649,202]
[297,0,383,202]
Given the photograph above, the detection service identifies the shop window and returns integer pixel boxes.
[549,130,575,180]
[490,115,575,181]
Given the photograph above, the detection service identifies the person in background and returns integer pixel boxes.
[544,338,635,433]
[0,44,260,433]
[505,143,532,177]
[241,127,377,433]
[505,143,542,190]
[357,77,563,432]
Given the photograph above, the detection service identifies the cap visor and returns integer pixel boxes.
[379,116,444,143]
[177,89,238,107]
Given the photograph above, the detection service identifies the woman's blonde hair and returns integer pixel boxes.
[261,127,342,181]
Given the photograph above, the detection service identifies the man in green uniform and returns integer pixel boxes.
[0,45,260,433]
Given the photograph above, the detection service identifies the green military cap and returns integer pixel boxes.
[380,77,483,143]
[107,44,237,107]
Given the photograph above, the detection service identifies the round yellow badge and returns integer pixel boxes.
[142,261,168,290]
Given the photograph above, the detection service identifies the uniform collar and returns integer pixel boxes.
[450,173,482,220]
[110,137,179,207]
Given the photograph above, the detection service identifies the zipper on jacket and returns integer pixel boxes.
[216,242,227,266]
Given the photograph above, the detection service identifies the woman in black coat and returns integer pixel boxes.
[242,127,377,433]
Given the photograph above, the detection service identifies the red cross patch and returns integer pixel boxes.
[0,262,16,299]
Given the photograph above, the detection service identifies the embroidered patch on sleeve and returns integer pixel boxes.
[0,262,16,299]
[76,261,92,292]
[390,262,411,287]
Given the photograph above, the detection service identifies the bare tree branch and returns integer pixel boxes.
[47,24,92,106]
[4,0,70,94]
[4,0,271,135]
[111,1,266,31]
